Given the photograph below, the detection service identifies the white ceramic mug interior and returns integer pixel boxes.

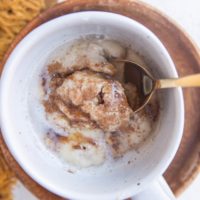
[0,12,184,200]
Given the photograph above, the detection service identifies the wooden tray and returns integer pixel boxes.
[0,0,200,199]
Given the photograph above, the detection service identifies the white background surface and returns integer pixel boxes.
[12,0,200,199]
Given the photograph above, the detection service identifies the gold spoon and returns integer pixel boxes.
[118,60,200,112]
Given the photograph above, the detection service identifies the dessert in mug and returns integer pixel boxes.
[39,37,159,168]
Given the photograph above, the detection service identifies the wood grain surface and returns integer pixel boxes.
[0,0,200,199]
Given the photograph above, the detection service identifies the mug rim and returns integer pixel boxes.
[0,11,184,199]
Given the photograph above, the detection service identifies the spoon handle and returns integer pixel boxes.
[157,74,200,89]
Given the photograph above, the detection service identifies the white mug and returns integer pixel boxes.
[0,12,184,200]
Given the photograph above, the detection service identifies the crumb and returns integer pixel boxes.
[67,169,75,174]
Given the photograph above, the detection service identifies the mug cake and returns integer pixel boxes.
[38,37,159,168]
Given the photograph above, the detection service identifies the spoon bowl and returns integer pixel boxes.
[122,60,156,112]
[118,60,200,112]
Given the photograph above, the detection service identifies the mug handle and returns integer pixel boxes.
[131,176,176,200]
